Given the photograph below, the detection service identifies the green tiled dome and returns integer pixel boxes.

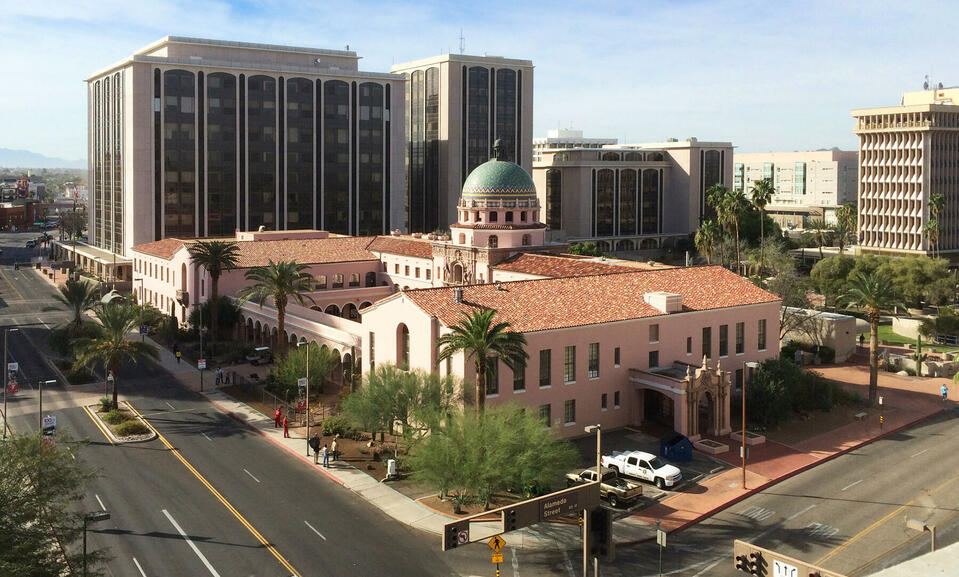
[462,158,537,202]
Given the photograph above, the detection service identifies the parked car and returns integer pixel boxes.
[245,346,273,366]
[565,466,643,508]
[601,450,683,489]
[24,239,36,248]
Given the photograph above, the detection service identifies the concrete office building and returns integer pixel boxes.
[532,138,733,251]
[533,129,617,162]
[733,150,858,229]
[79,36,405,281]
[852,88,959,256]
[391,54,533,234]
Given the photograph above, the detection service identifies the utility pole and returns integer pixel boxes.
[2,328,18,440]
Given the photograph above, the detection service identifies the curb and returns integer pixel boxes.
[84,401,157,444]
[618,407,947,545]
[204,394,345,486]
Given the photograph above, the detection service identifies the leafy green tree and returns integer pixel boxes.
[768,270,813,340]
[810,255,856,309]
[806,218,831,259]
[342,364,460,442]
[0,433,107,577]
[877,255,950,308]
[72,302,159,410]
[567,241,603,256]
[841,271,904,404]
[750,178,775,276]
[187,296,243,341]
[188,240,241,359]
[61,210,86,266]
[695,219,721,265]
[408,404,579,511]
[55,278,100,330]
[436,309,528,419]
[267,342,336,400]
[237,260,315,358]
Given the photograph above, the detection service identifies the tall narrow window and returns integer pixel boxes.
[398,324,410,369]
[486,356,499,395]
[369,332,375,369]
[649,324,660,343]
[614,347,621,367]
[564,346,576,383]
[546,169,562,231]
[736,322,745,354]
[649,350,659,368]
[539,404,551,427]
[719,324,729,357]
[601,393,608,410]
[758,319,767,351]
[513,364,525,392]
[539,349,551,387]
[702,327,712,359]
[588,343,600,379]
[564,399,576,424]
[247,75,276,232]
[686,337,692,355]
[614,391,620,408]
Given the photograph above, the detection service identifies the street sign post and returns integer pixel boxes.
[488,535,505,553]
[7,362,17,373]
[197,359,206,370]
[42,415,56,436]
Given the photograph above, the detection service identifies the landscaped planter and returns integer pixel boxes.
[730,431,766,445]
[693,438,729,455]
[85,401,156,443]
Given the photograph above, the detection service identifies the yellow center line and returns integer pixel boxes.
[816,470,959,565]
[81,405,115,445]
[126,401,301,577]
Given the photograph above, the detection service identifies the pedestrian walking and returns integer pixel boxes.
[283,416,290,438]
[859,333,865,349]
[321,444,329,468]
[331,436,339,462]
[274,408,282,428]
[175,350,182,364]
[215,367,222,386]
[942,384,949,402]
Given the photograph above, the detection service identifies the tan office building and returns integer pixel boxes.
[733,150,857,229]
[532,138,733,252]
[391,54,533,233]
[83,36,405,274]
[852,88,959,256]
[533,129,617,162]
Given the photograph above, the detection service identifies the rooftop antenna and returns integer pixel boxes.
[459,28,465,54]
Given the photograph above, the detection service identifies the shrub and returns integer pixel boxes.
[114,420,150,436]
[320,415,354,438]
[102,409,131,425]
[66,367,95,386]
[98,397,113,412]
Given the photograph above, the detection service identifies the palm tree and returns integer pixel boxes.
[73,302,159,410]
[834,204,856,254]
[923,220,940,259]
[436,309,529,420]
[750,178,775,276]
[695,219,721,265]
[841,271,903,405]
[56,278,100,331]
[236,260,315,357]
[930,192,945,223]
[707,184,749,274]
[806,218,830,259]
[188,240,241,359]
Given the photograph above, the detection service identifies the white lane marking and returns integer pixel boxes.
[841,479,863,492]
[805,522,839,538]
[133,557,148,577]
[738,506,775,521]
[690,558,723,577]
[784,504,817,522]
[561,550,575,577]
[911,448,929,458]
[511,547,519,576]
[36,317,49,329]
[95,494,106,511]
[304,520,327,540]
[751,504,819,542]
[161,509,221,577]
[201,432,213,442]
[243,468,261,484]
[165,402,176,411]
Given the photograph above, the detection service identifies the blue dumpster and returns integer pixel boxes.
[660,432,692,462]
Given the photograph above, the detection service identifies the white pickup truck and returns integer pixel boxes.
[601,450,683,489]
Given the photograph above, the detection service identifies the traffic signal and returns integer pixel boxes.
[735,554,750,572]
[505,509,518,531]
[588,507,614,561]
[444,524,461,550]
[750,552,766,577]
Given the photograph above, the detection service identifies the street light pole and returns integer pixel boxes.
[3,327,19,441]
[298,339,311,456]
[742,361,760,489]
[584,424,602,577]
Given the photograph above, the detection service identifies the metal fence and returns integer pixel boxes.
[228,372,338,426]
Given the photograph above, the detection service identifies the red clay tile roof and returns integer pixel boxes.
[368,236,434,259]
[402,266,780,333]
[130,238,189,259]
[233,236,377,268]
[492,253,639,278]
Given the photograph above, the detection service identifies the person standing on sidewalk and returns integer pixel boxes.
[942,383,949,402]
[283,416,290,438]
[321,444,329,468]
[274,408,282,428]
[175,350,182,364]
[331,436,339,462]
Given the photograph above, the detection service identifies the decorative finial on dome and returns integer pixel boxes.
[492,139,505,161]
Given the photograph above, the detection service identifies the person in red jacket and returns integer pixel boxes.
[282,416,290,438]
[274,408,281,428]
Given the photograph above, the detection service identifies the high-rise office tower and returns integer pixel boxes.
[391,54,533,233]
[86,36,405,261]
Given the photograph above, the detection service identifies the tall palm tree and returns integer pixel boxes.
[56,278,100,330]
[750,178,775,277]
[436,309,529,420]
[930,192,945,223]
[695,219,721,265]
[806,218,830,259]
[841,271,903,405]
[236,260,315,357]
[923,220,940,259]
[707,184,749,274]
[834,203,856,254]
[188,240,241,359]
[73,302,159,410]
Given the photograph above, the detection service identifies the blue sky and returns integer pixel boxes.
[1,0,955,161]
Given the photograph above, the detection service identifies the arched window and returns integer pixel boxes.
[648,152,664,161]
[489,211,498,222]
[316,274,327,289]
[601,152,621,161]
[332,274,344,288]
[325,304,341,316]
[522,234,531,246]
[520,211,528,222]
[625,152,643,161]
[505,211,514,222]
[365,272,376,287]
[349,273,360,287]
[397,324,410,368]
[488,235,498,248]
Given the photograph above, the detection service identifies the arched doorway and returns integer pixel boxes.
[254,321,262,346]
[343,353,353,388]
[452,263,463,283]
[343,303,359,321]
[698,392,715,437]
[396,324,410,368]
[640,238,658,250]
[324,304,341,316]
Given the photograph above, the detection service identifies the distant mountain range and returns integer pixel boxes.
[0,148,85,169]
